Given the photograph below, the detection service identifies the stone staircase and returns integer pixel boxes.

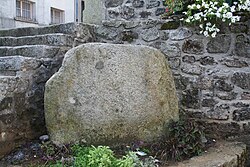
[0,23,95,157]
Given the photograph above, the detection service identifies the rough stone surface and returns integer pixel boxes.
[158,42,181,58]
[235,34,250,58]
[200,56,216,65]
[233,108,250,121]
[223,59,248,68]
[216,92,237,100]
[121,6,135,20]
[96,27,118,40]
[0,17,250,157]
[155,8,166,16]
[141,27,160,42]
[214,79,234,92]
[105,0,124,8]
[207,35,231,53]
[206,104,230,120]
[139,11,152,18]
[168,142,247,167]
[182,39,204,54]
[231,72,250,90]
[0,23,96,158]
[132,0,144,8]
[169,27,192,41]
[181,88,200,109]
[146,0,160,9]
[45,43,179,145]
[119,30,138,42]
[181,64,203,75]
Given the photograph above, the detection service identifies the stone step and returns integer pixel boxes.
[168,141,246,167]
[0,56,40,71]
[0,56,41,76]
[0,34,74,47]
[0,45,71,58]
[0,23,76,37]
[0,22,95,38]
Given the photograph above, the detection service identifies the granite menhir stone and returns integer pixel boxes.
[45,43,179,145]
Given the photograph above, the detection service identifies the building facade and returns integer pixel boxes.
[0,0,75,29]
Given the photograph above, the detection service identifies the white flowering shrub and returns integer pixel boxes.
[184,0,250,37]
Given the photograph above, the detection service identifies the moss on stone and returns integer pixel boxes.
[161,21,180,30]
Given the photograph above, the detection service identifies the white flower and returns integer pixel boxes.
[197,4,201,9]
[231,17,236,23]
[223,3,229,8]
[225,12,233,18]
[216,12,221,18]
[230,6,236,12]
[185,18,191,23]
[206,22,212,26]
[211,32,217,38]
[203,31,209,37]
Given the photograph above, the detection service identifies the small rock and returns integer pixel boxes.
[31,143,41,151]
[141,27,160,42]
[207,35,231,53]
[12,151,25,163]
[121,5,135,20]
[182,39,204,54]
[146,0,160,9]
[139,11,151,18]
[169,27,192,41]
[39,135,49,142]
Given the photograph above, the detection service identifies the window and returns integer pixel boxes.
[51,8,65,24]
[16,0,35,21]
[75,0,84,22]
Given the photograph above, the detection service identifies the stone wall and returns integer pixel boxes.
[0,23,96,157]
[0,17,249,157]
[104,0,167,20]
[94,18,250,138]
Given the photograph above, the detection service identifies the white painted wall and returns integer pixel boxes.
[0,0,75,29]
[0,0,16,28]
[41,0,75,25]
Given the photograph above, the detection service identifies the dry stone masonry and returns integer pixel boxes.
[95,18,250,138]
[104,0,167,20]
[0,23,95,157]
[45,43,179,145]
[0,0,249,159]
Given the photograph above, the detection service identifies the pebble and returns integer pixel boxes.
[39,135,49,142]
[12,151,25,162]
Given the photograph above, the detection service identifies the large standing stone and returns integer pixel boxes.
[45,43,179,145]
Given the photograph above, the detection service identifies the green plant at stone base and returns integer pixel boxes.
[165,119,204,161]
[72,145,140,167]
[40,141,57,157]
